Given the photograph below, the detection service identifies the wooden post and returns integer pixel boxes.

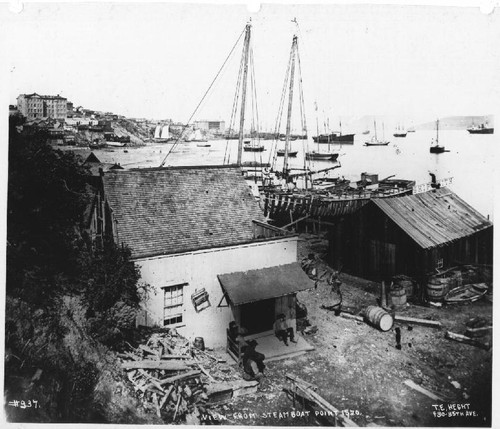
[381,281,387,308]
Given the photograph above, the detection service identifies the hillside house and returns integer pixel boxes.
[328,188,493,286]
[101,166,314,350]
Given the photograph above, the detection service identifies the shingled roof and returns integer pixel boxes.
[102,166,267,259]
[372,188,492,250]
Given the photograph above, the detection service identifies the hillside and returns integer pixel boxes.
[416,115,494,130]
[74,118,152,146]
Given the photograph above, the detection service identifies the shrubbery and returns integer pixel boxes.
[5,117,147,422]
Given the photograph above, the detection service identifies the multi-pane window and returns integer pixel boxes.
[163,283,186,326]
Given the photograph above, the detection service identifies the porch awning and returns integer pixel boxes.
[217,263,314,306]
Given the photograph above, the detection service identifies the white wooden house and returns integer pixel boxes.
[101,166,314,349]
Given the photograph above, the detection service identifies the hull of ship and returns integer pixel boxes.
[393,133,407,137]
[277,150,298,157]
[430,146,445,154]
[467,128,494,134]
[305,152,339,161]
[313,133,355,144]
[106,142,127,147]
[243,146,265,152]
[364,141,390,146]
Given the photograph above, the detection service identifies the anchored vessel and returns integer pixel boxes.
[430,119,445,154]
[365,120,390,146]
[467,122,494,134]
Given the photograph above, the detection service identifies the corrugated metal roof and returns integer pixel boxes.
[102,166,267,259]
[217,263,315,305]
[372,188,492,249]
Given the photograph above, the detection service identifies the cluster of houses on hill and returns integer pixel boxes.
[82,152,493,359]
[10,93,173,145]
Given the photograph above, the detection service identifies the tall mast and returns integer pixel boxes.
[284,35,297,175]
[436,119,439,144]
[237,23,252,167]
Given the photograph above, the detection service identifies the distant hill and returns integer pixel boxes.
[416,115,494,130]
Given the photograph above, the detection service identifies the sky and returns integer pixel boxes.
[0,2,499,425]
[1,1,499,131]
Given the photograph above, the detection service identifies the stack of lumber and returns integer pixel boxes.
[119,330,235,423]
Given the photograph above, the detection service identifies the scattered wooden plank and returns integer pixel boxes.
[152,392,161,417]
[394,315,442,329]
[160,354,191,360]
[340,312,364,322]
[121,360,189,371]
[445,331,491,351]
[159,386,173,409]
[173,388,182,421]
[465,325,492,336]
[288,376,358,426]
[404,379,443,401]
[155,370,202,388]
[197,363,215,382]
[139,344,157,355]
[286,373,318,391]
[137,369,164,392]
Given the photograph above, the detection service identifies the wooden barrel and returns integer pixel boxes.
[364,306,393,332]
[427,277,450,301]
[193,337,205,351]
[390,287,407,309]
[399,280,414,300]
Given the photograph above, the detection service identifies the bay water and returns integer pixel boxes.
[77,129,496,220]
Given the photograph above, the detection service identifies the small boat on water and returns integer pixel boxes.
[106,141,127,148]
[365,120,389,146]
[305,151,339,161]
[279,135,298,141]
[197,143,211,147]
[430,119,445,154]
[362,130,370,135]
[243,140,265,152]
[365,138,390,146]
[467,122,494,134]
[277,149,298,157]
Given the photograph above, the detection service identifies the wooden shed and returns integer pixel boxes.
[328,188,493,284]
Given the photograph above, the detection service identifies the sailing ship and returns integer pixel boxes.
[154,124,172,142]
[430,119,445,153]
[467,122,494,134]
[393,124,407,138]
[306,108,339,161]
[185,129,208,143]
[243,136,265,151]
[313,119,355,144]
[365,120,390,146]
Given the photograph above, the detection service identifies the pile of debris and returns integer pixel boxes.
[118,329,244,423]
